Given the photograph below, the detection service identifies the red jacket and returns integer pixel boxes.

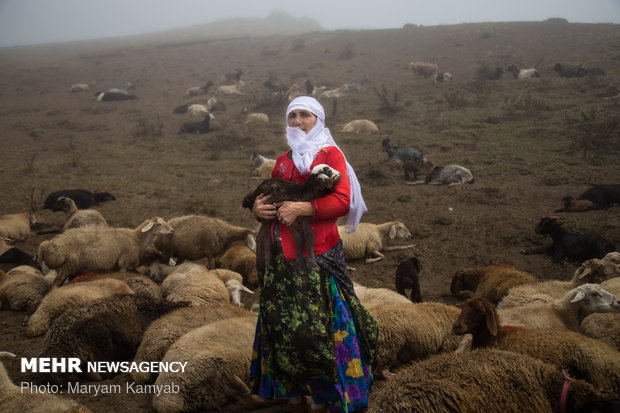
[271,146,350,261]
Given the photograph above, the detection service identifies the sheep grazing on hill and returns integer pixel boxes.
[522,216,616,263]
[38,217,174,286]
[409,61,438,79]
[154,215,255,269]
[498,283,620,332]
[338,221,415,264]
[242,164,342,274]
[406,164,474,186]
[318,84,349,99]
[506,64,540,79]
[553,63,605,78]
[432,72,452,83]
[450,264,538,305]
[216,244,258,288]
[250,152,276,180]
[369,302,462,378]
[183,80,213,98]
[43,188,116,211]
[152,316,258,413]
[56,196,107,230]
[216,80,245,95]
[556,184,620,212]
[131,304,253,384]
[179,113,214,134]
[0,351,94,412]
[39,293,187,383]
[395,256,422,302]
[341,119,379,134]
[24,278,134,337]
[0,265,50,312]
[368,349,618,413]
[0,211,39,242]
[345,76,370,92]
[186,103,209,117]
[453,296,620,395]
[381,138,423,164]
[241,107,269,124]
[69,81,95,92]
[95,91,138,101]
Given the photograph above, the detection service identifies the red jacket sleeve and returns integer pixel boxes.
[310,148,350,221]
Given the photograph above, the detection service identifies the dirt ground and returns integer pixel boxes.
[0,20,619,412]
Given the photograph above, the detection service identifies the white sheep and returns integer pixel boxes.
[0,351,94,412]
[406,164,474,186]
[24,278,134,337]
[241,107,269,124]
[187,103,209,117]
[56,196,107,231]
[38,216,174,286]
[73,270,163,300]
[216,80,245,96]
[69,81,95,92]
[338,221,415,264]
[0,265,51,312]
[318,84,348,99]
[250,152,276,180]
[155,215,255,269]
[184,81,213,98]
[498,283,620,332]
[432,72,453,83]
[131,303,254,383]
[409,61,438,78]
[0,212,39,242]
[353,282,412,309]
[152,316,258,413]
[581,277,620,350]
[506,64,540,79]
[341,119,379,134]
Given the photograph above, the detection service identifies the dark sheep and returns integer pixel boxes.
[241,164,342,274]
[381,138,422,164]
[43,189,116,211]
[523,216,616,263]
[394,256,422,302]
[0,247,35,266]
[180,114,213,134]
[553,63,605,78]
[173,103,191,114]
[95,91,138,101]
[579,184,620,209]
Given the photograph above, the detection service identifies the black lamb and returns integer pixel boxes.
[523,216,616,263]
[241,164,341,274]
[180,114,213,134]
[43,189,116,211]
[395,256,422,302]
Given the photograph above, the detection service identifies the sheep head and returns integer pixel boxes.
[453,297,498,337]
[310,164,341,187]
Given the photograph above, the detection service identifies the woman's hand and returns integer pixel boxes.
[276,201,314,226]
[252,194,277,221]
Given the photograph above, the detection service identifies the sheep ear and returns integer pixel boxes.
[246,234,256,251]
[570,290,586,303]
[484,301,498,336]
[141,221,155,232]
[577,267,592,280]
[389,225,397,239]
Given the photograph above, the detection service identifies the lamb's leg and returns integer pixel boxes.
[289,220,307,274]
[255,222,273,273]
[365,250,385,264]
[300,218,318,272]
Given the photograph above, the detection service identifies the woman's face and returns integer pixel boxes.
[287,109,317,134]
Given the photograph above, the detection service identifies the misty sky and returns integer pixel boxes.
[0,0,619,47]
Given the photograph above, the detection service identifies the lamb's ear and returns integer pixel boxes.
[484,300,498,336]
[246,234,256,251]
[389,225,397,239]
[570,289,586,303]
[141,220,155,232]
[577,266,592,280]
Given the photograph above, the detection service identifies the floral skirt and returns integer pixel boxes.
[250,243,377,413]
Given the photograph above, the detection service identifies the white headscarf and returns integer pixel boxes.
[286,96,367,232]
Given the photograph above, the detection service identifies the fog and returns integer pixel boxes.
[0,0,619,47]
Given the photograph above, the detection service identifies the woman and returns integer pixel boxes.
[250,96,377,413]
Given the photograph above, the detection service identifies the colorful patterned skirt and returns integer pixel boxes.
[250,240,378,412]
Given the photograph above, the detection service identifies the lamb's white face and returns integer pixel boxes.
[311,164,341,185]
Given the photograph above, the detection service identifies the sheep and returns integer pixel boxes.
[522,216,616,263]
[24,278,134,337]
[369,302,462,378]
[179,113,214,134]
[250,152,276,179]
[286,82,303,101]
[152,316,258,413]
[241,164,342,274]
[406,164,474,186]
[221,69,243,83]
[409,61,438,79]
[241,107,269,124]
[497,283,620,332]
[39,293,187,383]
[338,221,415,264]
[556,184,620,212]
[69,81,95,92]
[345,76,370,92]
[43,188,116,211]
[553,63,605,78]
[0,245,35,266]
[318,84,349,99]
[183,80,213,98]
[154,215,255,269]
[38,216,174,286]
[131,304,254,383]
[604,251,620,264]
[0,351,95,412]
[95,91,138,101]
[368,349,617,413]
[475,65,505,80]
[506,64,540,79]
[395,256,422,302]
[303,79,328,96]
[74,270,163,300]
[107,81,135,95]
[206,97,226,112]
[56,196,107,230]
[453,296,620,395]
[186,103,209,117]
[216,244,258,288]
[353,282,412,309]
[432,71,452,83]
[216,80,245,95]
[497,258,620,309]
[381,138,423,164]
[0,265,50,312]
[581,277,620,350]
[0,211,39,242]
[555,195,596,212]
[341,119,379,134]
[450,264,539,305]
[401,156,434,181]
